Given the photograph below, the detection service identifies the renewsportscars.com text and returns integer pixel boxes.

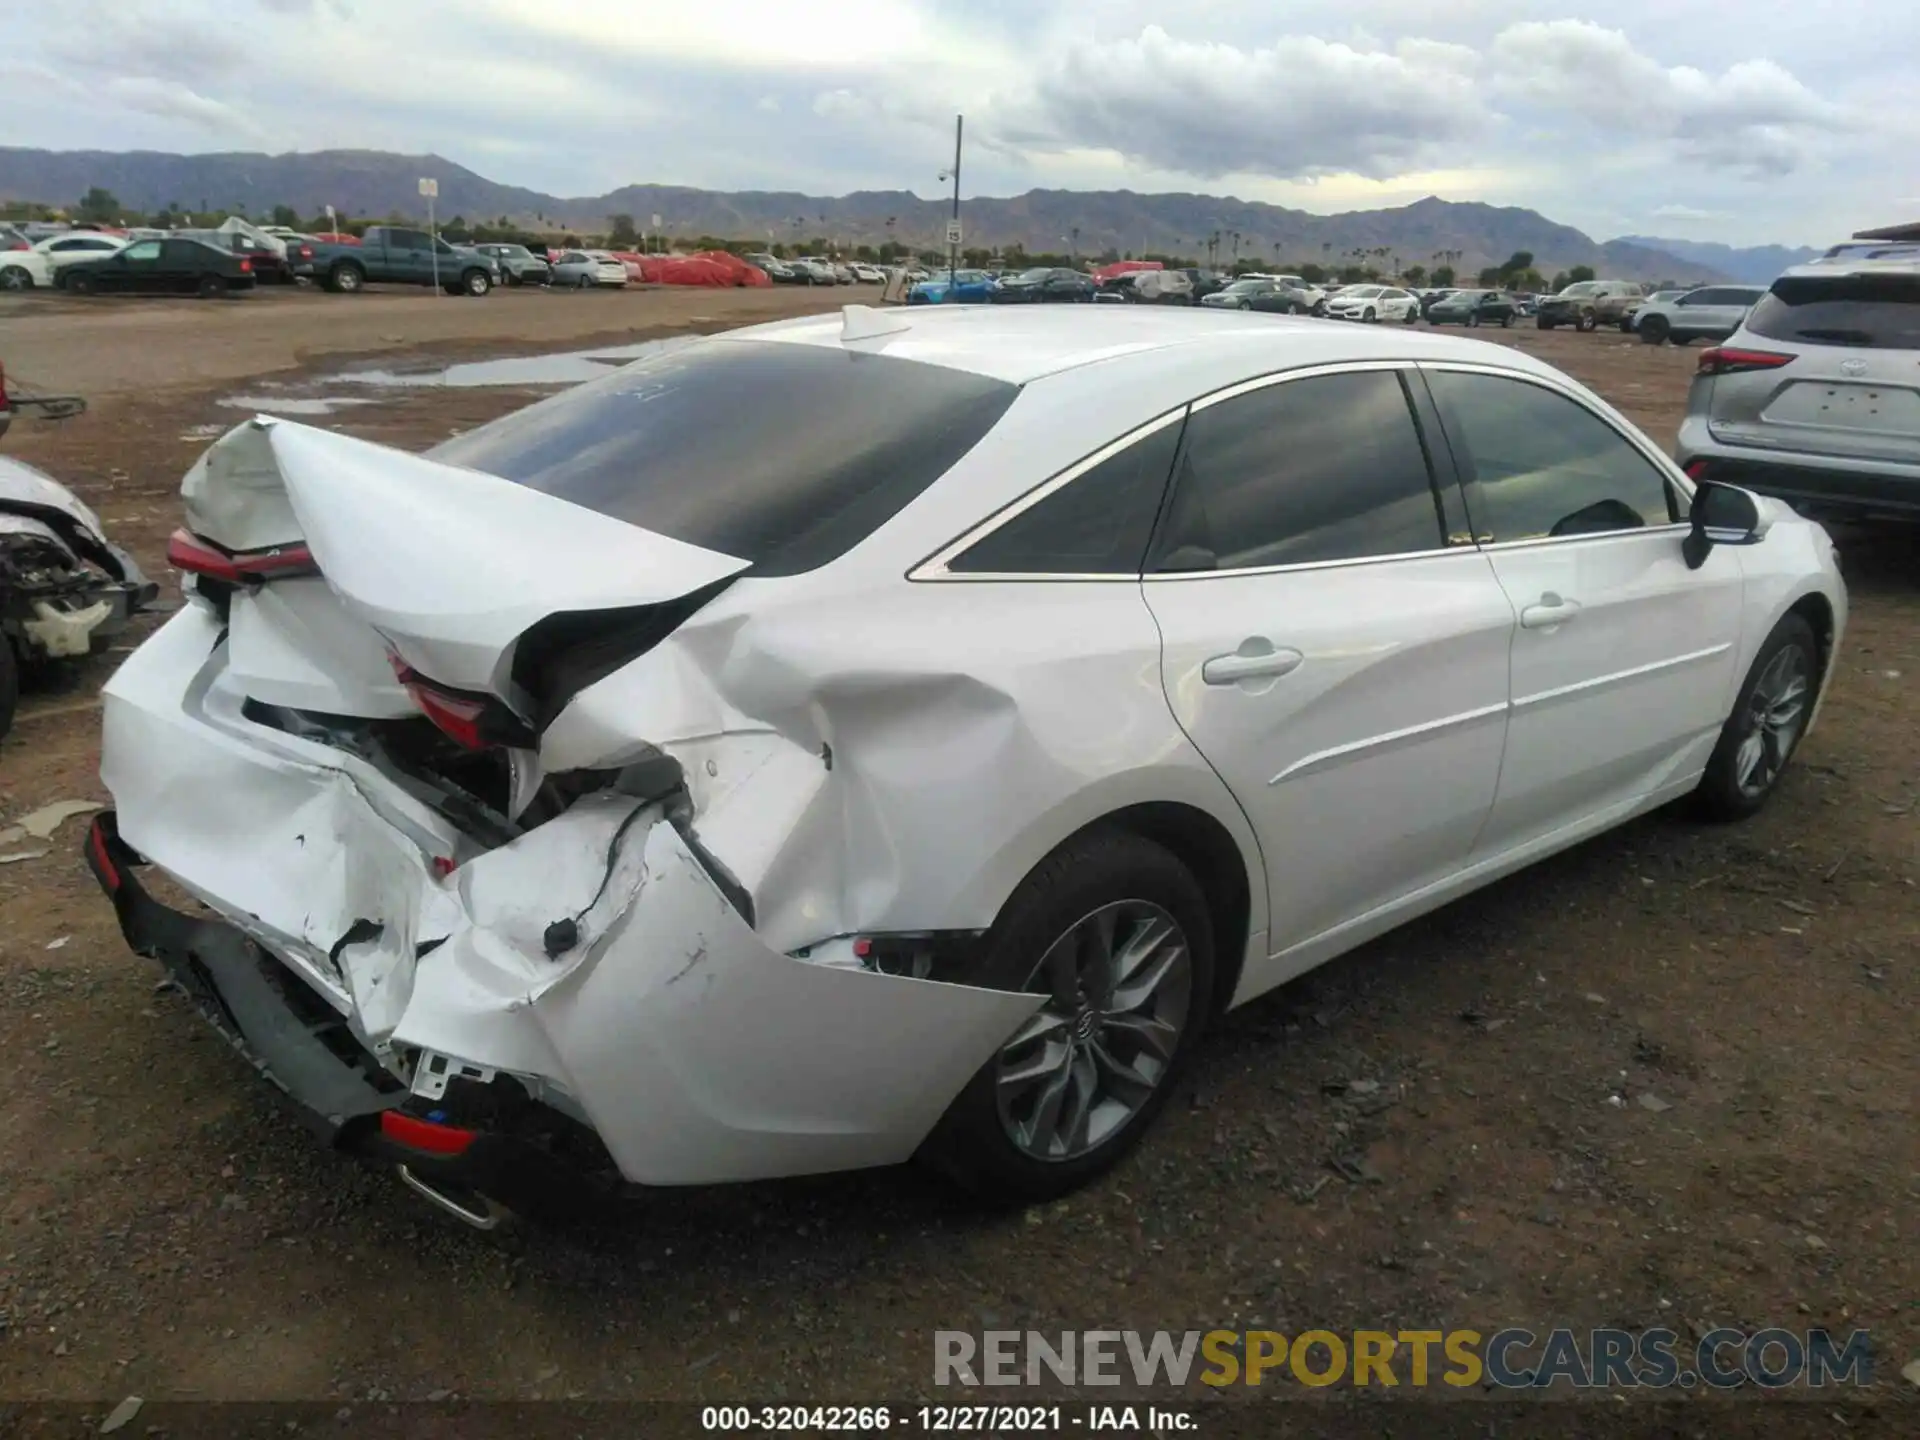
[934,1328,1873,1390]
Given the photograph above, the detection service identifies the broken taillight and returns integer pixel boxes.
[167,527,318,582]
[388,653,538,752]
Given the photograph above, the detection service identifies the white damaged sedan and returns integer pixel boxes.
[88,305,1845,1224]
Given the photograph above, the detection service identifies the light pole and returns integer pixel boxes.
[936,117,964,290]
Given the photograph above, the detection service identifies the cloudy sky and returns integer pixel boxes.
[2,0,1914,246]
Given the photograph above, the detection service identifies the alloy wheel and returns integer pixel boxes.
[995,900,1192,1163]
[1734,643,1811,799]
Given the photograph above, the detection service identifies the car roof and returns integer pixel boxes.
[728,304,1569,386]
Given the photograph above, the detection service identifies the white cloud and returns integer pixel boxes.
[1651,204,1727,222]
[995,26,1494,181]
[1489,20,1852,176]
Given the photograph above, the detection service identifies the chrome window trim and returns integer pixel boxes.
[915,356,1691,584]
[1415,360,1698,549]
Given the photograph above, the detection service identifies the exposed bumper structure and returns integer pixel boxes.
[94,610,1041,1198]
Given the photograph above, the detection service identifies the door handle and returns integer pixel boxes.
[1520,592,1582,629]
[1203,640,1305,686]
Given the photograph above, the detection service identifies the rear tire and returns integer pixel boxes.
[1499,313,1512,327]
[1692,614,1819,822]
[0,265,32,292]
[328,263,364,294]
[920,829,1216,1206]
[1577,308,1598,332]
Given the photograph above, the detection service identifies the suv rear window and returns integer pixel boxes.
[1746,273,1920,350]
[431,339,1019,576]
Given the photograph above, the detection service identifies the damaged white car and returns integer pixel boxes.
[87,306,1845,1225]
[1,455,156,739]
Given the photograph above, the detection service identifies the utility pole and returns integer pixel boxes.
[948,114,963,292]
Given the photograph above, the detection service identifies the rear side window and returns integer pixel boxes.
[432,340,1018,576]
[949,417,1183,575]
[1150,370,1445,572]
[1746,273,1920,350]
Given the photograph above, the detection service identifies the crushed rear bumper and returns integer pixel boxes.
[84,811,606,1220]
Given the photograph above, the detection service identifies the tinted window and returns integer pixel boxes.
[432,340,1018,576]
[1745,273,1920,350]
[950,418,1183,575]
[1150,371,1443,572]
[1426,372,1677,541]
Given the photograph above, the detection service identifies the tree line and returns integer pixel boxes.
[8,190,1607,290]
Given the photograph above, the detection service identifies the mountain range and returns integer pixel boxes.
[0,145,1797,283]
[1612,236,1821,285]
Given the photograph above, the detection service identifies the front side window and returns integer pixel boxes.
[432,339,1018,577]
[1150,370,1445,573]
[1425,371,1677,541]
[949,417,1183,576]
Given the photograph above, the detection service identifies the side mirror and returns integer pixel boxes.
[1682,481,1767,569]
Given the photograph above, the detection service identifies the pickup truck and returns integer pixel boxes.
[297,226,499,296]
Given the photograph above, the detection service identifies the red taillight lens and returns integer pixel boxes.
[1697,346,1793,377]
[167,528,316,582]
[1684,459,1710,479]
[387,653,537,752]
[379,1111,476,1156]
[297,245,311,260]
[238,257,252,273]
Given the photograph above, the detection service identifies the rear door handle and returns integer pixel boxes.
[1203,640,1305,686]
[1520,592,1582,629]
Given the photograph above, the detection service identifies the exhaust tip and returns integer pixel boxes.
[397,1164,512,1232]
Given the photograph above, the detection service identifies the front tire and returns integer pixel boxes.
[0,266,32,292]
[1692,614,1818,821]
[66,271,96,295]
[1363,306,1376,323]
[920,830,1216,1205]
[1577,307,1598,332]
[463,269,492,296]
[198,274,227,299]
[1640,315,1670,344]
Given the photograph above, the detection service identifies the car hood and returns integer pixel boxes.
[0,454,152,590]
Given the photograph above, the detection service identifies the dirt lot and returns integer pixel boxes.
[1,289,1914,1423]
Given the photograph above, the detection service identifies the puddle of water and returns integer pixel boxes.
[218,396,383,416]
[336,336,699,389]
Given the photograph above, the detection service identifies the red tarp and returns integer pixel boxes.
[1092,260,1161,283]
[608,251,772,287]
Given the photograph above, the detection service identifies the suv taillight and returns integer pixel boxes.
[1697,346,1794,377]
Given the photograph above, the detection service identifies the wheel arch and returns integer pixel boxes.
[989,797,1262,1018]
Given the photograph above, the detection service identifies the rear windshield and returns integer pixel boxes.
[431,339,1019,576]
[1746,273,1920,350]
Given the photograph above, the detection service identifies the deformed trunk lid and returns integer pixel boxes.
[184,417,752,697]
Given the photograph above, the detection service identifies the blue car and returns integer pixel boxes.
[907,268,995,305]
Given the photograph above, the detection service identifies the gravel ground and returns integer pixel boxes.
[0,292,1914,1426]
